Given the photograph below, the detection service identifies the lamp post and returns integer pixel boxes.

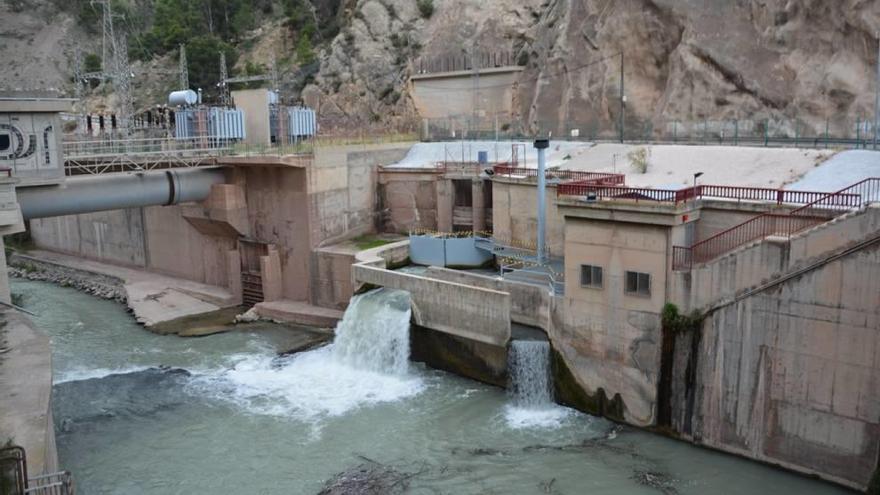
[693,172,704,203]
[535,138,549,264]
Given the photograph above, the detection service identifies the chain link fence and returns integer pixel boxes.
[420,115,880,150]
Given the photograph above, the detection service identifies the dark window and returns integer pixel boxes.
[0,133,9,151]
[625,271,651,297]
[580,265,603,289]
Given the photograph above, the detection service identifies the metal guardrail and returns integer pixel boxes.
[492,165,626,185]
[24,472,75,495]
[0,445,74,495]
[61,135,315,175]
[558,182,862,206]
[673,178,880,270]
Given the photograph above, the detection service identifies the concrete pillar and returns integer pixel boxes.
[260,245,283,302]
[437,179,453,232]
[472,179,486,233]
[226,249,243,305]
[0,238,10,304]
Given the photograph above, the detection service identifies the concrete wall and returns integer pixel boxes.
[410,67,524,119]
[423,267,551,330]
[0,312,58,475]
[695,200,795,243]
[675,206,880,311]
[668,241,880,491]
[29,204,235,287]
[310,145,411,245]
[232,166,311,301]
[232,89,271,146]
[378,169,441,232]
[492,179,564,256]
[557,217,668,426]
[352,263,510,347]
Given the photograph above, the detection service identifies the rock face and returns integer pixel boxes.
[307,0,880,135]
[2,0,879,135]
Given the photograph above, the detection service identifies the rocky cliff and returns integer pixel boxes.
[3,0,880,135]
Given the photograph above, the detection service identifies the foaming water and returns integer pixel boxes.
[197,289,424,421]
[505,340,573,428]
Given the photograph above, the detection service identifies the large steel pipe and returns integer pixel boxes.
[17,168,226,220]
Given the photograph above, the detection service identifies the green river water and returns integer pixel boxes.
[12,278,853,495]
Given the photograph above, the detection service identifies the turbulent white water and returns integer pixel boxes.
[20,279,852,494]
[505,339,572,429]
[196,289,424,422]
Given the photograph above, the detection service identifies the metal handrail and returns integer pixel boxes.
[673,178,880,270]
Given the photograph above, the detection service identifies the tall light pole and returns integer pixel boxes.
[693,172,704,204]
[535,138,549,264]
[874,32,879,150]
[619,52,625,143]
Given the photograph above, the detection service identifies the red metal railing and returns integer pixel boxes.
[789,177,880,217]
[558,182,860,206]
[673,178,880,270]
[696,184,861,206]
[492,165,625,185]
[557,183,684,202]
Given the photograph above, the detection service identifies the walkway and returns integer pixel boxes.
[15,250,237,328]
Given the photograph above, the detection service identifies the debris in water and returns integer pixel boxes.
[631,469,678,495]
[317,462,410,495]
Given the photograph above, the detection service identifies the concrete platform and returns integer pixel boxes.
[18,250,238,328]
[254,300,344,329]
[0,310,57,475]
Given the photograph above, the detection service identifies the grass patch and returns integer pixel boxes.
[352,235,393,251]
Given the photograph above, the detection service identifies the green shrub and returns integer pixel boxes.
[628,147,649,174]
[661,303,704,334]
[416,0,434,18]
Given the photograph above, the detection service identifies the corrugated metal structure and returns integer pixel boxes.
[287,106,316,138]
[174,107,245,140]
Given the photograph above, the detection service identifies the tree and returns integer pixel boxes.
[296,33,315,65]
[185,35,237,101]
[416,0,434,18]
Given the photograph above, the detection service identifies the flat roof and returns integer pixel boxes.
[0,98,76,113]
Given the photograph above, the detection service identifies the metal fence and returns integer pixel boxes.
[673,178,880,270]
[421,115,880,150]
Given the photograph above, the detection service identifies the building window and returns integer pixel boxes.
[0,134,9,152]
[625,271,651,297]
[580,265,603,289]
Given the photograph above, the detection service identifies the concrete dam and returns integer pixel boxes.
[0,97,878,494]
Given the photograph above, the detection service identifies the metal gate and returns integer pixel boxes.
[239,239,267,307]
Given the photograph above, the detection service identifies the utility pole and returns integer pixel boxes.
[218,51,229,107]
[179,44,189,90]
[270,53,279,92]
[73,46,84,102]
[471,41,480,139]
[619,51,625,143]
[113,32,134,136]
[874,33,879,150]
[91,0,134,136]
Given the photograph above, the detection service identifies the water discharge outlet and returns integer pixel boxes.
[505,338,572,428]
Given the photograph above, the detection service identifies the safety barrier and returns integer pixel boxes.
[492,165,625,185]
[673,178,880,269]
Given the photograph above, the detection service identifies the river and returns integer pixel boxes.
[13,278,852,494]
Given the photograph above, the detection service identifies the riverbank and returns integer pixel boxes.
[0,309,57,475]
[8,250,238,329]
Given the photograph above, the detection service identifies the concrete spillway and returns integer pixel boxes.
[16,168,226,220]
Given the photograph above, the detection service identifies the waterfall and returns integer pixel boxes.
[508,340,554,408]
[203,288,424,421]
[505,339,572,428]
[331,288,412,375]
